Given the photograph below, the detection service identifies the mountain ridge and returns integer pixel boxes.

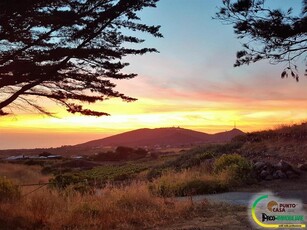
[76,127,245,148]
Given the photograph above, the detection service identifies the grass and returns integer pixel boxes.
[149,154,254,197]
[147,149,216,180]
[0,163,50,184]
[149,169,229,197]
[0,181,251,229]
[50,162,150,190]
[146,142,248,180]
[235,122,307,163]
[0,181,194,229]
[2,122,307,229]
[0,151,254,229]
[0,176,20,202]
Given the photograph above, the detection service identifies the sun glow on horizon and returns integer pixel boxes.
[1,95,306,133]
[1,98,306,149]
[1,0,306,149]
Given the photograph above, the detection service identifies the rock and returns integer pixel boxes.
[298,163,307,171]
[276,170,287,179]
[272,171,279,179]
[263,163,273,174]
[285,170,299,179]
[264,175,274,181]
[254,161,266,171]
[255,160,301,181]
[291,166,301,175]
[260,170,269,179]
[275,160,293,172]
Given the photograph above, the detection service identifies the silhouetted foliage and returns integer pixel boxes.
[91,146,148,161]
[0,0,162,116]
[216,0,307,81]
[115,146,135,155]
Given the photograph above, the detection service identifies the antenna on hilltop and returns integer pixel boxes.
[234,121,236,129]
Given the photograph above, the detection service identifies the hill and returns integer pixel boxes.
[76,127,245,148]
[234,122,307,163]
[211,128,245,142]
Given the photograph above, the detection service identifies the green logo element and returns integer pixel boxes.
[251,194,306,228]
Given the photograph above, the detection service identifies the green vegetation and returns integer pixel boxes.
[214,154,251,174]
[50,163,149,190]
[90,146,148,162]
[146,142,247,180]
[150,174,228,197]
[13,122,307,198]
[147,149,216,180]
[213,154,254,186]
[149,153,254,197]
[1,122,307,230]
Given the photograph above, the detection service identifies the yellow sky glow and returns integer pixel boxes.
[1,96,306,134]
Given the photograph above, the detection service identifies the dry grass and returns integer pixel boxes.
[0,181,195,229]
[149,154,254,197]
[149,168,229,197]
[0,163,50,184]
[153,168,215,187]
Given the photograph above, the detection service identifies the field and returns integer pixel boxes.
[0,123,307,229]
[0,160,251,229]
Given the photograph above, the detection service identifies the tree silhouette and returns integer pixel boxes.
[0,0,162,116]
[215,0,306,81]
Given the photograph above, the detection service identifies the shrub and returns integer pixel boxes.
[149,173,184,197]
[208,142,244,154]
[50,174,84,189]
[181,179,228,196]
[149,170,228,197]
[147,167,164,181]
[91,146,148,162]
[214,154,250,173]
[149,177,228,197]
[214,154,253,186]
[0,176,20,202]
[166,151,215,170]
[239,142,268,156]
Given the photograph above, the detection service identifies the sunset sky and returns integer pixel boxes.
[0,0,306,149]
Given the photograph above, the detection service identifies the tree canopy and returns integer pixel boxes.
[216,0,307,81]
[0,0,162,116]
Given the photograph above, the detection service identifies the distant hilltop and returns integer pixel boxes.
[76,127,245,148]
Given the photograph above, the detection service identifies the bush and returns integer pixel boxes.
[0,176,20,202]
[239,142,268,156]
[214,154,253,186]
[91,146,148,162]
[149,177,228,197]
[149,182,182,197]
[166,151,215,170]
[147,167,164,181]
[50,174,84,189]
[149,169,229,197]
[181,179,228,196]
